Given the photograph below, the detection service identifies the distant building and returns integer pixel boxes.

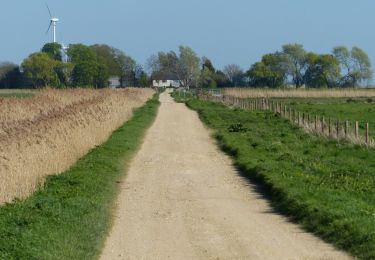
[152,73,181,88]
[153,79,181,88]
[108,76,121,88]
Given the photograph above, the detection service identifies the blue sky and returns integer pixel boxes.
[1,0,375,72]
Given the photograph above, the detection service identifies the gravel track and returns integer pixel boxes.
[100,91,351,260]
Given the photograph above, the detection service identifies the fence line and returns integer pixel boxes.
[197,91,374,147]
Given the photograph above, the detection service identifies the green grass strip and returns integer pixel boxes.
[0,94,160,260]
[186,98,375,260]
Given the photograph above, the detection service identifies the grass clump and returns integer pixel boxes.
[186,98,375,259]
[0,94,159,260]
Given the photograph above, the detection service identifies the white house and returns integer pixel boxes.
[109,76,121,88]
[153,79,181,88]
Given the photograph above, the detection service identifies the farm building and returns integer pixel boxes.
[153,79,181,88]
[152,74,181,88]
[108,76,121,88]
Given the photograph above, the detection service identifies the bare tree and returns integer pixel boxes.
[147,46,201,88]
[223,64,244,86]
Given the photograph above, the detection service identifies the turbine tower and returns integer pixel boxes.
[46,4,59,43]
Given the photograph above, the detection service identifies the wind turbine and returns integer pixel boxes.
[46,4,59,43]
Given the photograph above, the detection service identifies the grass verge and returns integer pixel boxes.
[0,94,160,259]
[186,98,375,259]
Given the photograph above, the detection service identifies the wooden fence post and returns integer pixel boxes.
[366,123,369,145]
[345,120,349,138]
[307,114,310,127]
[321,116,325,134]
[284,106,287,118]
[328,118,331,137]
[298,112,301,125]
[289,107,292,121]
[302,113,305,125]
[315,116,318,130]
[336,120,340,139]
[355,121,359,138]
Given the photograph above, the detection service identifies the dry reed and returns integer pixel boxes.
[224,88,375,98]
[0,88,154,204]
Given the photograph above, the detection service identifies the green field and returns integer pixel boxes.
[0,94,159,259]
[186,97,375,259]
[271,97,375,127]
[0,89,36,98]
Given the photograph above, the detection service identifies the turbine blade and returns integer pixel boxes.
[46,3,52,18]
[46,21,52,34]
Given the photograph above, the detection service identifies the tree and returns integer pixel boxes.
[177,46,201,88]
[68,44,97,64]
[91,44,122,76]
[68,44,110,88]
[304,53,340,88]
[214,70,229,87]
[333,46,372,87]
[138,71,151,87]
[41,42,63,61]
[247,52,287,88]
[147,51,179,81]
[0,62,23,88]
[71,61,98,87]
[55,62,74,88]
[115,51,136,86]
[147,46,201,88]
[248,52,287,88]
[223,64,244,87]
[94,63,110,88]
[282,43,307,87]
[200,57,217,88]
[21,52,59,88]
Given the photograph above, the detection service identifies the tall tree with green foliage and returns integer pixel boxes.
[68,44,110,88]
[200,57,217,88]
[115,51,136,86]
[177,46,201,88]
[21,52,59,88]
[91,44,122,76]
[333,46,372,87]
[41,43,63,61]
[138,71,151,87]
[304,53,340,88]
[282,43,308,87]
[248,52,287,88]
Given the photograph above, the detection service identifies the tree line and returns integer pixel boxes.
[0,43,151,88]
[0,43,372,89]
[247,44,372,88]
[145,43,373,89]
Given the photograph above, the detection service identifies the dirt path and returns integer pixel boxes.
[100,91,351,260]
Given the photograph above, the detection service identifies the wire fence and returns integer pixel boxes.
[197,89,374,147]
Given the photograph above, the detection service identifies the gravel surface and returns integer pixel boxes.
[100,91,351,260]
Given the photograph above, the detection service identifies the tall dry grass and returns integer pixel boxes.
[0,88,154,204]
[224,88,375,98]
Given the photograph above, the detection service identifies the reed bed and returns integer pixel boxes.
[224,88,375,98]
[0,88,154,204]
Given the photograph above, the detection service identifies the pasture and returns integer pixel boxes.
[213,88,375,146]
[186,96,375,259]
